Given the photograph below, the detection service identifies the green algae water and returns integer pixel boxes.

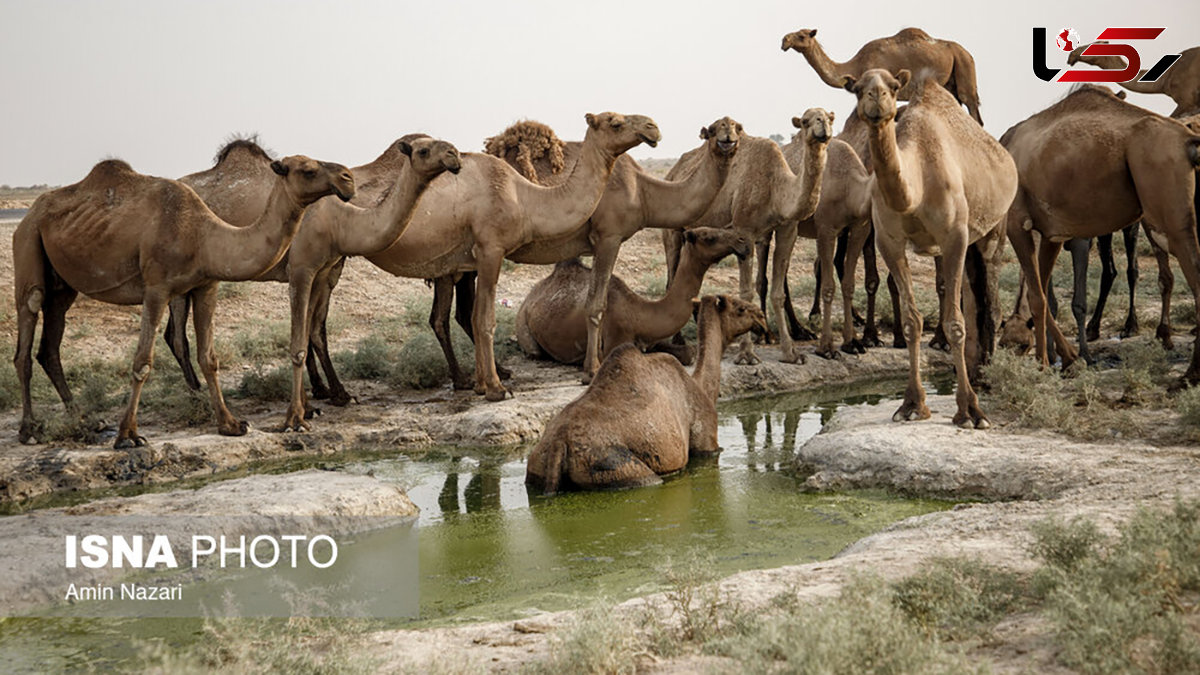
[0,380,952,669]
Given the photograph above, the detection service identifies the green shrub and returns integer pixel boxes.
[981,349,1073,428]
[891,557,1025,639]
[334,335,398,381]
[231,321,290,363]
[233,364,293,401]
[528,602,639,675]
[390,333,450,389]
[1177,385,1200,430]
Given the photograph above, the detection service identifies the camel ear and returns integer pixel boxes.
[828,110,836,124]
[792,116,804,129]
[684,230,697,244]
[808,29,816,38]
[841,75,857,93]
[270,160,288,177]
[736,122,743,133]
[894,69,911,91]
[717,295,728,312]
[691,298,701,319]
[586,113,599,130]
[700,125,712,140]
[398,141,413,157]
[1026,317,1035,329]
[1116,90,1127,100]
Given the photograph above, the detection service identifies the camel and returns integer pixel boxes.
[843,69,1017,428]
[12,155,355,447]
[662,109,830,365]
[779,115,879,358]
[1004,85,1200,386]
[429,115,741,387]
[365,112,661,401]
[1068,43,1200,117]
[782,27,984,124]
[524,294,767,494]
[515,227,751,364]
[166,134,463,430]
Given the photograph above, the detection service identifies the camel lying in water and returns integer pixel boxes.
[525,295,766,494]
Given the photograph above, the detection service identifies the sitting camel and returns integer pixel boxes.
[429,115,740,386]
[525,295,767,494]
[515,227,750,364]
[782,27,984,124]
[165,134,463,431]
[1004,85,1200,386]
[663,109,830,365]
[844,69,1017,428]
[12,156,355,447]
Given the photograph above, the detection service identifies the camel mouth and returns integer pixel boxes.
[638,134,658,148]
[750,319,769,336]
[334,188,354,202]
[447,165,461,175]
[717,139,737,154]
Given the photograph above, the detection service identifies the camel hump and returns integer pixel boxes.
[484,119,566,184]
[213,135,273,166]
[87,159,136,179]
[895,27,933,42]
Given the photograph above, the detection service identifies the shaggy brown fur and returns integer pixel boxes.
[483,120,566,185]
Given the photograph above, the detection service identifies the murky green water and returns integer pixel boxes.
[0,378,953,669]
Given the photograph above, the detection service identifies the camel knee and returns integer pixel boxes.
[821,286,836,304]
[903,320,921,342]
[24,288,44,316]
[946,319,966,346]
[132,363,152,382]
[290,349,306,368]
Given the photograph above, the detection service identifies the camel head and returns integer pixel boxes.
[400,137,462,181]
[780,28,818,53]
[695,295,768,344]
[1067,41,1106,66]
[700,116,743,158]
[843,68,910,125]
[997,314,1035,356]
[683,227,752,265]
[584,112,661,156]
[792,108,835,144]
[270,155,356,205]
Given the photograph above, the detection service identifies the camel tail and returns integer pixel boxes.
[948,42,984,125]
[965,242,996,381]
[1187,138,1200,169]
[542,438,567,496]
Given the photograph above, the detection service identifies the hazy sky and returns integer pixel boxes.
[1,0,1196,186]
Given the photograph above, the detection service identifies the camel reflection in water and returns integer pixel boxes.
[438,455,504,517]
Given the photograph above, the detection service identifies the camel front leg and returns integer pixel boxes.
[1035,236,1078,368]
[116,290,170,448]
[875,226,929,422]
[428,275,471,390]
[1146,231,1175,349]
[163,294,202,391]
[771,222,804,364]
[814,228,839,359]
[307,265,350,405]
[472,251,510,401]
[941,228,988,429]
[861,223,883,347]
[191,283,247,438]
[929,256,950,352]
[734,242,762,365]
[36,285,79,417]
[281,270,317,432]
[839,221,872,354]
[1086,233,1116,342]
[1064,237,1095,365]
[582,236,621,382]
[1120,224,1143,338]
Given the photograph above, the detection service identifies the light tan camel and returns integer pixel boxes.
[778,116,878,358]
[844,68,1017,428]
[1069,43,1200,117]
[515,227,750,364]
[662,109,830,365]
[782,27,984,124]
[430,116,740,387]
[366,112,661,400]
[12,156,355,447]
[1004,84,1200,386]
[170,135,462,431]
[525,294,767,494]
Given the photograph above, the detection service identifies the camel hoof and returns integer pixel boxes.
[891,402,931,423]
[816,348,839,361]
[892,336,907,349]
[114,435,148,450]
[840,340,866,355]
[580,372,594,386]
[452,378,474,391]
[496,364,513,381]
[310,384,331,400]
[220,421,250,437]
[781,351,805,365]
[790,326,818,342]
[303,406,321,420]
[734,351,761,366]
[1157,325,1174,350]
[861,331,883,348]
[327,392,352,407]
[1085,327,1100,342]
[484,388,511,402]
[929,338,950,352]
[1121,318,1140,338]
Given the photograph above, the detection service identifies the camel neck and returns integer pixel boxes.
[334,161,428,257]
[691,304,725,401]
[638,148,729,229]
[517,130,617,238]
[802,43,850,88]
[866,120,916,213]
[638,245,715,342]
[200,180,305,281]
[774,140,826,222]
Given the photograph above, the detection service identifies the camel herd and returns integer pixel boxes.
[10,27,1200,493]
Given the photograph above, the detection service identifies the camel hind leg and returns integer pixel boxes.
[569,444,663,491]
[191,283,248,438]
[35,281,79,415]
[13,226,50,444]
[307,264,351,406]
[1086,234,1117,342]
[163,294,202,391]
[860,224,884,347]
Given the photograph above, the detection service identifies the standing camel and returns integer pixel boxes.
[1069,43,1200,117]
[515,227,750,364]
[844,69,1017,428]
[365,112,661,401]
[663,109,830,365]
[164,135,463,430]
[431,116,741,386]
[1004,85,1200,386]
[782,27,984,124]
[12,156,355,447]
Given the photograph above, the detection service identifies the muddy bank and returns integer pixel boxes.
[366,394,1200,672]
[0,470,417,615]
[0,343,952,505]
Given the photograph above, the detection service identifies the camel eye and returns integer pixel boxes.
[302,168,318,178]
[611,120,623,129]
[418,148,430,158]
